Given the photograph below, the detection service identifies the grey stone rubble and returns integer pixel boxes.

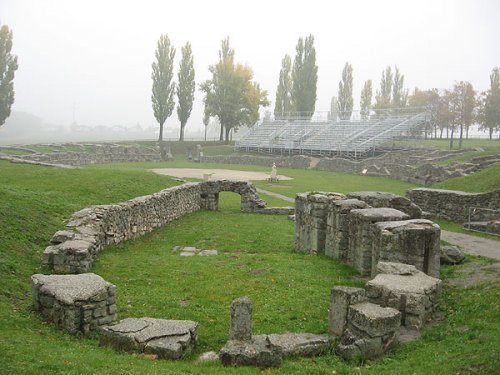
[407,188,500,222]
[296,191,441,278]
[365,262,442,329]
[175,246,218,257]
[200,148,496,185]
[440,245,465,265]
[43,180,290,274]
[99,317,198,359]
[220,297,332,368]
[464,220,500,235]
[31,273,116,334]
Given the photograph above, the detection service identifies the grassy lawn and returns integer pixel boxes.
[432,163,500,193]
[1,160,499,374]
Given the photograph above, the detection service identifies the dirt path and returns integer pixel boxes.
[150,168,293,181]
[441,231,499,260]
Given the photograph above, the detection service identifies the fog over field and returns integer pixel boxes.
[0,0,499,143]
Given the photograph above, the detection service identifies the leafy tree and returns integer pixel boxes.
[392,66,408,108]
[374,66,393,112]
[291,35,317,118]
[151,34,176,141]
[450,81,475,148]
[329,96,339,122]
[337,62,353,120]
[202,99,210,141]
[0,24,18,127]
[408,88,440,138]
[274,54,292,119]
[478,67,500,139]
[176,42,195,141]
[360,80,373,120]
[200,37,269,143]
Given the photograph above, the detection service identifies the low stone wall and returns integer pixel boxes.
[200,154,312,169]
[17,145,162,166]
[296,191,440,278]
[43,180,289,273]
[407,188,500,222]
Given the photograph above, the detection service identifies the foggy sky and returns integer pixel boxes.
[1,0,499,136]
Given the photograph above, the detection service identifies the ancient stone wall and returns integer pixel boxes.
[407,188,500,222]
[296,191,440,278]
[43,180,290,273]
[17,144,162,166]
[200,154,312,169]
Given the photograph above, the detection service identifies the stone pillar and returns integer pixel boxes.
[295,192,345,254]
[348,208,409,276]
[325,199,369,260]
[329,286,367,336]
[230,297,252,341]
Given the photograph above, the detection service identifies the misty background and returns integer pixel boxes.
[0,0,499,144]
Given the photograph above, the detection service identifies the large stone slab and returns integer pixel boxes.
[329,286,367,336]
[266,333,333,357]
[31,273,116,334]
[219,335,282,368]
[99,317,198,359]
[347,191,422,219]
[366,262,442,329]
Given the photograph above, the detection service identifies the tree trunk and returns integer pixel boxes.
[449,129,454,150]
[439,128,443,139]
[158,121,164,141]
[224,126,231,144]
[219,123,224,141]
[489,128,493,140]
[179,122,185,141]
[466,126,469,139]
[204,126,207,141]
[459,124,463,149]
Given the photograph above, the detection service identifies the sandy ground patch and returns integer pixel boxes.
[149,168,293,181]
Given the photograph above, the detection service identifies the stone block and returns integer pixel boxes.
[348,191,422,219]
[329,286,367,336]
[366,262,442,329]
[99,317,198,359]
[348,302,401,338]
[31,273,116,334]
[265,333,333,357]
[372,219,441,278]
[219,335,282,368]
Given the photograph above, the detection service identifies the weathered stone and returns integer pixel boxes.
[266,333,333,357]
[198,249,218,256]
[31,273,116,334]
[366,262,442,329]
[99,317,198,359]
[440,245,465,265]
[329,286,367,336]
[347,191,422,219]
[198,351,219,362]
[372,219,441,278]
[230,297,252,341]
[219,335,282,368]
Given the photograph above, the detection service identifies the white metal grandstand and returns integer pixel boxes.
[235,108,431,158]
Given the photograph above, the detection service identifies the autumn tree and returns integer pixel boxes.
[151,34,176,141]
[200,37,269,143]
[451,81,475,148]
[176,42,195,141]
[337,62,353,120]
[392,66,408,108]
[409,88,440,137]
[274,54,292,119]
[0,24,18,127]
[291,35,317,118]
[360,80,373,120]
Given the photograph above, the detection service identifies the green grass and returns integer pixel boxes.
[1,160,499,374]
[390,138,500,152]
[432,163,500,193]
[434,219,500,241]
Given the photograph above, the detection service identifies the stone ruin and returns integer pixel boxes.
[43,180,293,274]
[31,183,446,367]
[295,191,440,278]
[31,273,117,334]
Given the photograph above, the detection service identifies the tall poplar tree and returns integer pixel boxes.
[360,80,373,120]
[176,42,195,141]
[374,66,393,112]
[478,67,500,139]
[392,66,408,108]
[337,62,353,120]
[291,35,318,118]
[151,34,176,141]
[274,54,292,119]
[0,24,18,127]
